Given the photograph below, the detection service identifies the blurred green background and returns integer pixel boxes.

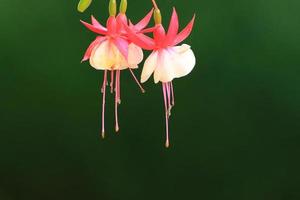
[1,0,300,199]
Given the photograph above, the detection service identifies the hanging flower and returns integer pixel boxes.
[80,0,153,138]
[124,6,196,147]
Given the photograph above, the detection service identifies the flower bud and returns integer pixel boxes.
[109,0,117,16]
[154,8,162,24]
[119,0,127,14]
[77,0,92,13]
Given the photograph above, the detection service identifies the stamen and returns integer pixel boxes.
[170,82,175,106]
[110,70,114,93]
[116,70,121,104]
[128,68,145,93]
[166,82,172,116]
[101,71,107,93]
[162,83,170,148]
[115,70,120,133]
[101,70,108,139]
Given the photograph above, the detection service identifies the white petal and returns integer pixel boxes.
[153,44,196,83]
[128,43,143,66]
[154,50,174,83]
[141,51,158,83]
[111,44,128,70]
[90,40,134,70]
[172,44,196,78]
[90,40,115,70]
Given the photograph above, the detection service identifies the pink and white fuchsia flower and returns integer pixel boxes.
[80,2,153,138]
[79,0,196,148]
[124,7,196,147]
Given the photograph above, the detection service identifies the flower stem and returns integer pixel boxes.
[151,0,159,9]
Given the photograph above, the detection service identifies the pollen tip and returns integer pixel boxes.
[118,99,121,104]
[168,108,172,117]
[101,131,105,139]
[165,140,170,148]
[141,89,146,93]
[115,126,119,133]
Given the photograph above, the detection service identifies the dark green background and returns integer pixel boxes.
[1,0,300,199]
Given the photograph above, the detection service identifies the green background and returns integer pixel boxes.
[1,0,300,199]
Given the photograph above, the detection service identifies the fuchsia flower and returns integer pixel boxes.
[124,7,196,147]
[80,1,153,138]
[79,0,196,148]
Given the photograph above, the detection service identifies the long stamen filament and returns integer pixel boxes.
[110,70,114,93]
[116,70,121,104]
[170,82,175,106]
[166,82,172,116]
[115,70,120,133]
[162,83,170,148]
[101,70,108,139]
[128,68,145,93]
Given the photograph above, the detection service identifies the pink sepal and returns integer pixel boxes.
[114,37,129,58]
[91,15,107,32]
[134,9,154,31]
[139,26,157,34]
[123,23,155,50]
[107,16,117,35]
[81,36,106,62]
[172,14,195,46]
[164,8,179,46]
[80,20,107,35]
[153,24,166,47]
[116,14,128,33]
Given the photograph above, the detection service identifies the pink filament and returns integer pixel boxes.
[166,82,171,115]
[116,70,121,104]
[162,81,175,148]
[162,83,170,148]
[110,70,114,93]
[100,68,145,136]
[128,68,145,93]
[101,70,108,138]
[115,70,120,132]
[170,82,175,106]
